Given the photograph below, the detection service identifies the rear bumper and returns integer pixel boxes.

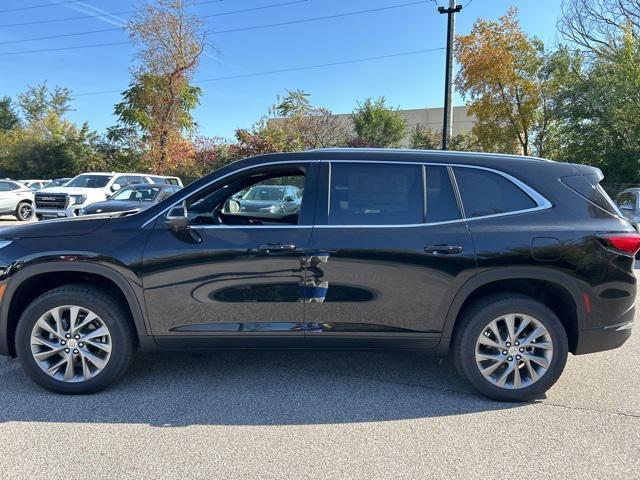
[575,304,634,355]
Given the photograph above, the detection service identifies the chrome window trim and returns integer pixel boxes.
[143,157,552,229]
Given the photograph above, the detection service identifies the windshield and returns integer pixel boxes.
[111,185,161,201]
[66,174,112,188]
[242,186,285,201]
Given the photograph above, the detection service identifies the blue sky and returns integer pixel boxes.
[0,0,563,140]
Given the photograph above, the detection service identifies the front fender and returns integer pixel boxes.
[0,259,153,356]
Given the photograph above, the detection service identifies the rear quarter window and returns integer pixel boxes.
[453,167,537,218]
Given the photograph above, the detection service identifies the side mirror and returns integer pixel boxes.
[166,203,188,230]
[111,183,122,192]
[284,196,294,203]
[228,199,241,213]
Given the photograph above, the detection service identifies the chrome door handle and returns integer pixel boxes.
[424,245,463,255]
[258,244,296,254]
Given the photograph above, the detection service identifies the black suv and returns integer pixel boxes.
[0,149,636,401]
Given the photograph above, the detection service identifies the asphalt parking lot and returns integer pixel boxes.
[0,217,638,479]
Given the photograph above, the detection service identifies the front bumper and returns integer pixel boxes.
[36,206,83,219]
[574,304,634,354]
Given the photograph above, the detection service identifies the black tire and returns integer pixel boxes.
[15,284,137,394]
[15,201,34,221]
[453,293,568,402]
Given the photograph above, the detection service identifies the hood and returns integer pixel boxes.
[0,217,110,239]
[39,186,103,195]
[83,200,150,214]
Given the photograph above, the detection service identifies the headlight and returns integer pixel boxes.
[70,195,86,205]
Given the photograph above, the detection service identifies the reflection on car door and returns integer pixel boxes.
[303,161,476,349]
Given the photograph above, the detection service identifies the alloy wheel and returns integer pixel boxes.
[475,313,553,390]
[30,305,112,383]
[18,203,33,220]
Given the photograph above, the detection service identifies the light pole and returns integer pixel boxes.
[438,0,462,150]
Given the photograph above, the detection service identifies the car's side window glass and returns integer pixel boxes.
[0,181,13,192]
[453,167,537,218]
[328,163,423,225]
[425,166,461,223]
[186,167,307,226]
[616,192,637,210]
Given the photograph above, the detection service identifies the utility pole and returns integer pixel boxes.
[438,0,462,150]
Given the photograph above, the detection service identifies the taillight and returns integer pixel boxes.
[599,234,640,255]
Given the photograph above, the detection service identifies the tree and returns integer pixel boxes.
[0,97,19,132]
[559,0,640,56]
[17,82,72,124]
[269,89,348,149]
[410,125,479,151]
[232,90,347,157]
[350,97,407,147]
[455,8,557,156]
[114,0,206,173]
[0,112,106,178]
[551,27,640,182]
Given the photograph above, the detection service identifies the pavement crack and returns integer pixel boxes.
[540,400,640,419]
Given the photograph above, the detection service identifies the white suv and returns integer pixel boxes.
[35,172,169,219]
[0,179,36,221]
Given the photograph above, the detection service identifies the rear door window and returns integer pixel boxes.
[453,167,537,218]
[425,166,461,223]
[328,163,423,225]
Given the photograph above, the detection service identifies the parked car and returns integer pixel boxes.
[35,172,171,219]
[225,184,302,217]
[19,180,50,191]
[615,188,640,231]
[0,179,35,221]
[0,149,636,400]
[80,183,182,215]
[148,175,183,187]
[43,178,72,189]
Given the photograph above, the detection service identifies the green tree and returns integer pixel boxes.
[0,97,19,132]
[552,27,640,182]
[0,112,106,178]
[350,97,407,148]
[17,82,72,124]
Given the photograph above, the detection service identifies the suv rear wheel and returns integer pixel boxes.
[15,284,136,394]
[453,294,568,402]
[15,201,34,221]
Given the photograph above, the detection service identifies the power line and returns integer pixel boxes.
[0,1,428,52]
[0,0,87,14]
[0,1,309,46]
[0,41,129,56]
[0,27,121,46]
[202,0,308,19]
[0,0,227,28]
[73,47,445,97]
[208,1,430,34]
[463,0,474,7]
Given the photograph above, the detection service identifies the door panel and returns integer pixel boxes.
[304,224,476,346]
[142,226,311,345]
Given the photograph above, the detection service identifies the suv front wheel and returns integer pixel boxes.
[454,294,568,402]
[15,284,137,394]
